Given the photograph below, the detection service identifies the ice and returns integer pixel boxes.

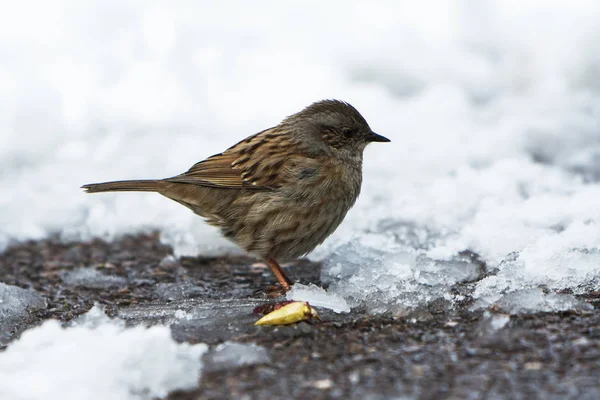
[324,228,599,314]
[158,254,179,269]
[203,341,270,372]
[492,289,593,315]
[0,283,47,346]
[287,283,350,313]
[1,1,600,314]
[117,298,268,343]
[0,305,208,400]
[472,311,512,340]
[488,314,510,331]
[154,282,205,301]
[321,160,600,313]
[60,267,127,288]
[322,235,481,314]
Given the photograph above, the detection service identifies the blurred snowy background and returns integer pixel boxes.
[1,0,600,313]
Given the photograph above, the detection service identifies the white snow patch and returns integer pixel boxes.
[0,306,208,400]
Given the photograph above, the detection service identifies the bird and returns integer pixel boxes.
[82,100,389,292]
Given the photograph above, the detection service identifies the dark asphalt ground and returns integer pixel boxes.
[0,233,599,399]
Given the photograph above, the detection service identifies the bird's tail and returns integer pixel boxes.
[81,180,162,193]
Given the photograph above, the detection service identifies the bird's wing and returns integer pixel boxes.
[165,152,253,189]
[165,128,314,190]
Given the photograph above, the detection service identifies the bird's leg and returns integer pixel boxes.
[266,258,293,291]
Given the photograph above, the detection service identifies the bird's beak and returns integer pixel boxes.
[367,131,390,143]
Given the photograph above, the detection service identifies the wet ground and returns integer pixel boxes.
[1,233,599,399]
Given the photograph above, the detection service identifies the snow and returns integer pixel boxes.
[203,342,271,372]
[60,267,128,288]
[1,1,600,314]
[491,289,593,315]
[287,283,350,313]
[0,306,208,400]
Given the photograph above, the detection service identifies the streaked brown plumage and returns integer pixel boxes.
[82,100,389,291]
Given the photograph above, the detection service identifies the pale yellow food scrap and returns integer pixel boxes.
[255,301,320,326]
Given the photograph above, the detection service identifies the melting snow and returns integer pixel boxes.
[0,306,208,400]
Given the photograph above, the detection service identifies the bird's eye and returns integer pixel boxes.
[342,127,356,138]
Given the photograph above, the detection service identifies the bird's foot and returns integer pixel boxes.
[252,283,292,298]
[265,283,291,298]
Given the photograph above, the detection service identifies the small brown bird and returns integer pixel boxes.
[82,100,389,291]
